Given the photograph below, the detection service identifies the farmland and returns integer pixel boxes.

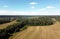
[10,21,60,39]
[0,20,17,29]
[0,16,60,39]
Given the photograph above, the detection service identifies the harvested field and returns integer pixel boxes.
[0,20,17,29]
[10,21,60,39]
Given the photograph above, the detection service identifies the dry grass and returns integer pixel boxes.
[0,20,17,29]
[9,21,60,39]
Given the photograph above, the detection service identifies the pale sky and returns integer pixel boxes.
[0,0,60,15]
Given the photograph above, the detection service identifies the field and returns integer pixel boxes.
[0,20,17,29]
[10,21,60,39]
[0,16,60,39]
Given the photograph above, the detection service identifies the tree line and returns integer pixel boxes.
[0,21,27,39]
[19,17,55,26]
[0,17,16,24]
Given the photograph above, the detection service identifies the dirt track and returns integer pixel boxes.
[10,22,60,39]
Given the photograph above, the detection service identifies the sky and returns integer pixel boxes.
[0,0,60,15]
